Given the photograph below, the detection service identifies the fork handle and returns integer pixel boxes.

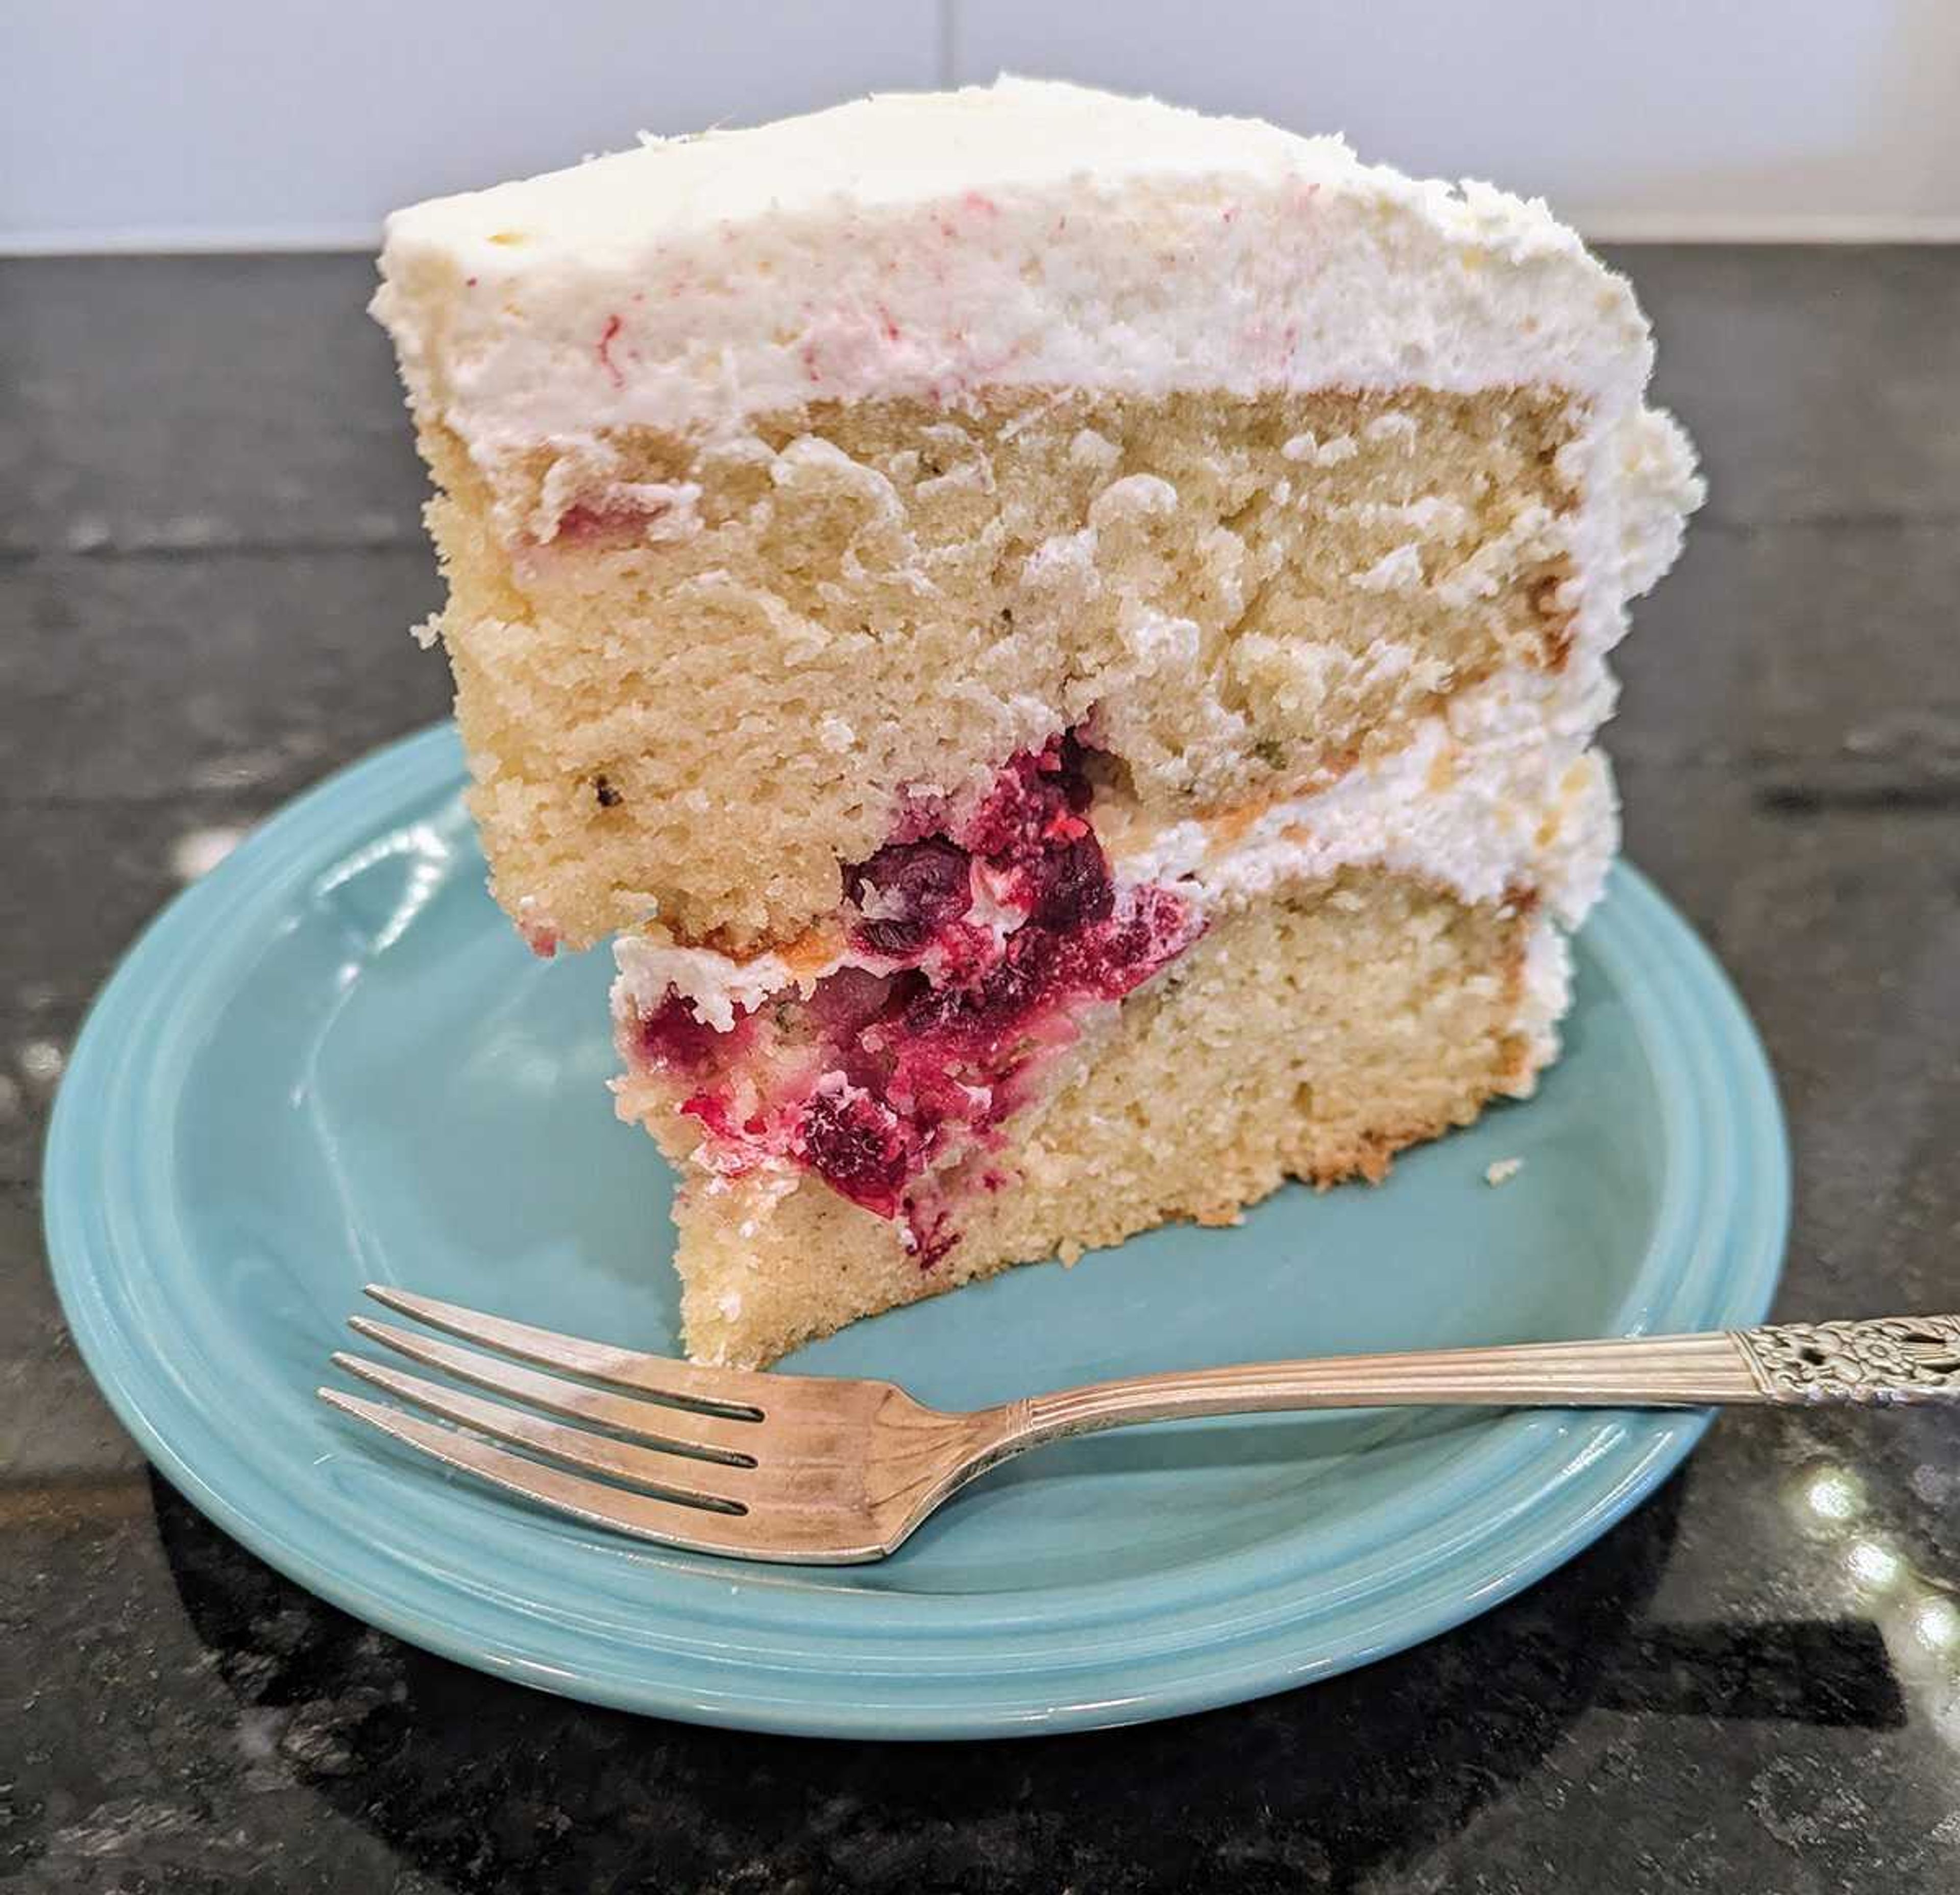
[989,1316,1960,1450]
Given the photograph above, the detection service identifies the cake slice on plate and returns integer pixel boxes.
[374,78,1700,1366]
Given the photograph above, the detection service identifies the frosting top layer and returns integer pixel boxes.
[375,78,1657,469]
[388,76,1571,246]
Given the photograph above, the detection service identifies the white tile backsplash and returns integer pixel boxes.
[5,0,1957,249]
[951,0,1960,239]
[1,0,940,249]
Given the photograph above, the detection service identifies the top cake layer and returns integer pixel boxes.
[374,81,1699,953]
[377,77,1656,516]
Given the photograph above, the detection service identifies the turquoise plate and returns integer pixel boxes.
[45,725,1787,1739]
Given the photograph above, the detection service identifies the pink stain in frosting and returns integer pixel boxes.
[596,313,625,387]
[553,495,673,545]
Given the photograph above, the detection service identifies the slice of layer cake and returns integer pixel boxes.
[375,78,1700,1366]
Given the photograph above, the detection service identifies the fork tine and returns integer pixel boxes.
[316,1388,875,1562]
[330,1354,756,1511]
[348,1317,766,1463]
[361,1285,772,1414]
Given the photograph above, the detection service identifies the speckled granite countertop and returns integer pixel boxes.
[4,249,1959,1893]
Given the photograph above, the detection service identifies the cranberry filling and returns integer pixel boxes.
[796,1080,916,1219]
[631,732,1202,1257]
[636,994,735,1072]
[844,837,972,955]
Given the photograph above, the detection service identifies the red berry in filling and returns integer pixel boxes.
[845,837,972,954]
[797,1080,915,1218]
[638,989,727,1071]
[1027,828,1114,931]
[804,965,903,1038]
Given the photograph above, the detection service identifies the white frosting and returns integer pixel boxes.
[612,661,1616,1041]
[615,943,804,1033]
[1510,917,1576,1091]
[375,78,1667,502]
[1104,662,1614,928]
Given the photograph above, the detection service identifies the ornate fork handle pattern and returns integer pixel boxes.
[997,1314,1960,1451]
[1732,1315,1960,1404]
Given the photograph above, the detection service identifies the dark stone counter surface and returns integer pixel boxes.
[4,249,1959,1893]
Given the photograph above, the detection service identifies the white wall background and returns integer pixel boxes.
[6,0,1959,251]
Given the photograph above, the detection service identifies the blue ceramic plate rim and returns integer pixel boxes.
[45,723,1788,1739]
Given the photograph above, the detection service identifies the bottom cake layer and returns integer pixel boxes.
[618,868,1555,1368]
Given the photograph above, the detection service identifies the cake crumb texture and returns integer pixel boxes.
[427,386,1617,950]
[629,868,1544,1367]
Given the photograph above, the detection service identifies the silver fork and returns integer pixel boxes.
[321,1289,1960,1565]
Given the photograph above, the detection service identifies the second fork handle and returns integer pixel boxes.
[991,1317,1960,1453]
